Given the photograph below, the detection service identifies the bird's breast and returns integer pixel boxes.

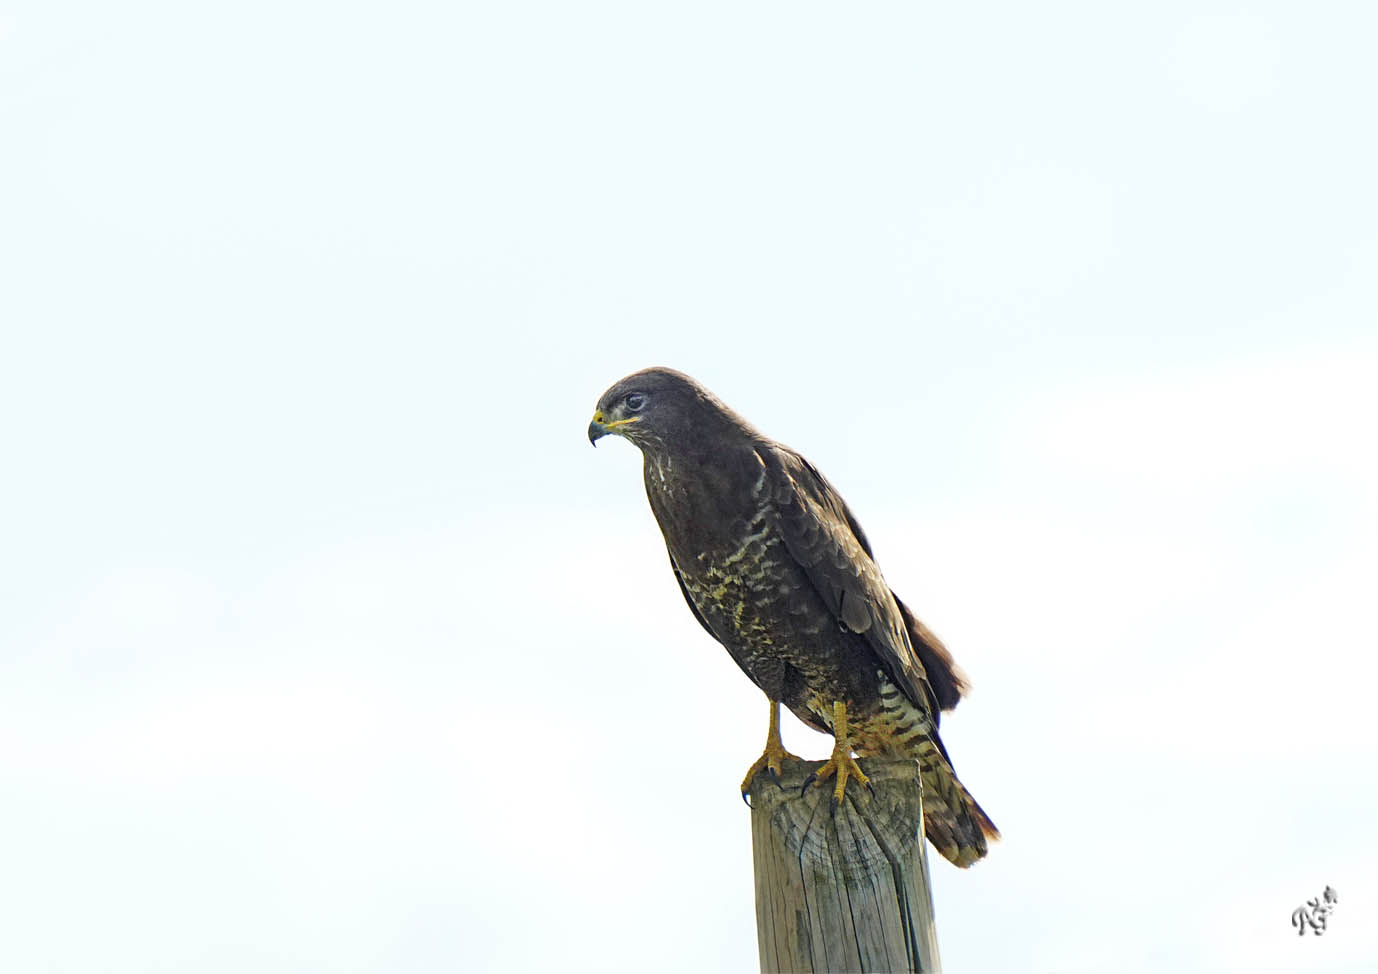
[679,509,832,659]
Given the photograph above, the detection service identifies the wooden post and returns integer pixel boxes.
[747,757,940,974]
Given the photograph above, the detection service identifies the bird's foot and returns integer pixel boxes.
[802,745,873,809]
[740,738,804,805]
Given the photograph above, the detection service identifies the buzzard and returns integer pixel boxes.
[588,367,998,867]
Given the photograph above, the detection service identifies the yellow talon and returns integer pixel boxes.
[810,700,870,805]
[741,699,803,796]
[812,747,870,805]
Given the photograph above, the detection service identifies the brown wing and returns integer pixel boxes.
[894,593,969,712]
[763,444,962,718]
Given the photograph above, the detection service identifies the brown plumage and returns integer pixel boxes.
[588,367,998,867]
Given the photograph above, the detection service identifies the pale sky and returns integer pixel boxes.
[2,2,1376,972]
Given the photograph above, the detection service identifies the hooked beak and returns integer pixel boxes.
[587,409,639,446]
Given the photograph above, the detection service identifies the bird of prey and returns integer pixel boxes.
[588,367,998,867]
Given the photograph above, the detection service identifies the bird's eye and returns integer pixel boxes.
[625,393,646,411]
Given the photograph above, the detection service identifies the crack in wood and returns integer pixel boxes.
[747,757,941,972]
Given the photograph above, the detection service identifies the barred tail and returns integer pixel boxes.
[915,740,1000,868]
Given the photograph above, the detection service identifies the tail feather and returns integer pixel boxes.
[914,740,999,868]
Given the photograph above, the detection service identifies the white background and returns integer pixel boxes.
[2,2,1375,971]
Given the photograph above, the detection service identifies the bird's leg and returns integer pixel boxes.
[740,699,803,801]
[806,700,871,808]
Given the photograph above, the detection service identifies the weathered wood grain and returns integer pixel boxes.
[746,757,940,974]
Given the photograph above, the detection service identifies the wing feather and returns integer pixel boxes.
[763,444,957,717]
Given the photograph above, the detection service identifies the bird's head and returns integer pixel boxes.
[588,367,741,454]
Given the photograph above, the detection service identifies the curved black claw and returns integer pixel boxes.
[800,772,818,797]
[742,789,752,808]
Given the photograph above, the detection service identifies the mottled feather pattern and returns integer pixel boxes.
[767,447,942,718]
[592,367,998,867]
[671,443,997,867]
